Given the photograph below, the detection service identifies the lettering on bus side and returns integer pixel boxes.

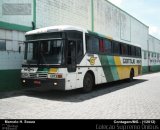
[122,58,141,65]
[123,59,135,64]
[136,60,142,64]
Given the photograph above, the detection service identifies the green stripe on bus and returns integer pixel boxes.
[37,68,49,73]
[99,55,114,82]
[107,56,119,80]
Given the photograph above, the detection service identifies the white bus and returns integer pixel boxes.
[21,25,142,92]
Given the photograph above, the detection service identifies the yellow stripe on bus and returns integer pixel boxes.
[114,56,139,80]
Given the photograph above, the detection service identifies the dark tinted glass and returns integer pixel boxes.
[113,41,120,55]
[104,39,112,54]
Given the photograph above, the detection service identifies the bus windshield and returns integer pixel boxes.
[24,40,65,65]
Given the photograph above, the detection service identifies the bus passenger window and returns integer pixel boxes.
[131,46,136,57]
[113,42,120,55]
[128,45,131,56]
[121,44,128,56]
[86,35,92,53]
[136,48,141,58]
[104,39,112,54]
[86,35,99,54]
[92,37,99,53]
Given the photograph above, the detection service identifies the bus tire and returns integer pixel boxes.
[129,69,134,81]
[82,72,94,93]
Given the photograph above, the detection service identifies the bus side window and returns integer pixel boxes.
[140,48,142,57]
[86,35,92,53]
[86,35,99,54]
[121,44,128,56]
[104,39,112,54]
[137,47,141,58]
[99,39,104,52]
[128,45,131,56]
[113,41,120,55]
[131,46,136,57]
[92,37,99,53]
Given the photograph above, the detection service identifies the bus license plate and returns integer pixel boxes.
[34,81,41,85]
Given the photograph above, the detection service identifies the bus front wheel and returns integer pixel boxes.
[83,73,94,93]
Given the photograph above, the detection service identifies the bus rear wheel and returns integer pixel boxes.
[129,69,134,81]
[83,73,94,93]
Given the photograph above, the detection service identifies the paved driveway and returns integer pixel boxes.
[0,72,160,119]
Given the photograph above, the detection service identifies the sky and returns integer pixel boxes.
[108,0,160,40]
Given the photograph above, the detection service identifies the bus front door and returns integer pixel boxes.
[67,41,76,72]
[67,41,77,89]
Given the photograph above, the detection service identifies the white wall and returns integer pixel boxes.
[36,0,91,30]
[36,0,149,48]
[94,0,148,50]
[148,35,160,53]
[131,18,148,50]
[94,0,121,41]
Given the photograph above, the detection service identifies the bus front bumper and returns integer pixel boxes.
[21,78,65,90]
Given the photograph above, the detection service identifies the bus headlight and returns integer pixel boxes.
[54,82,58,86]
[22,80,26,83]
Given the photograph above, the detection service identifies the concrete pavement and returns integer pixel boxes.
[0,72,160,119]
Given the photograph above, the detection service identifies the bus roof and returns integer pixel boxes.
[25,25,88,35]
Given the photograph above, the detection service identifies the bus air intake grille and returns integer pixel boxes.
[37,73,48,78]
